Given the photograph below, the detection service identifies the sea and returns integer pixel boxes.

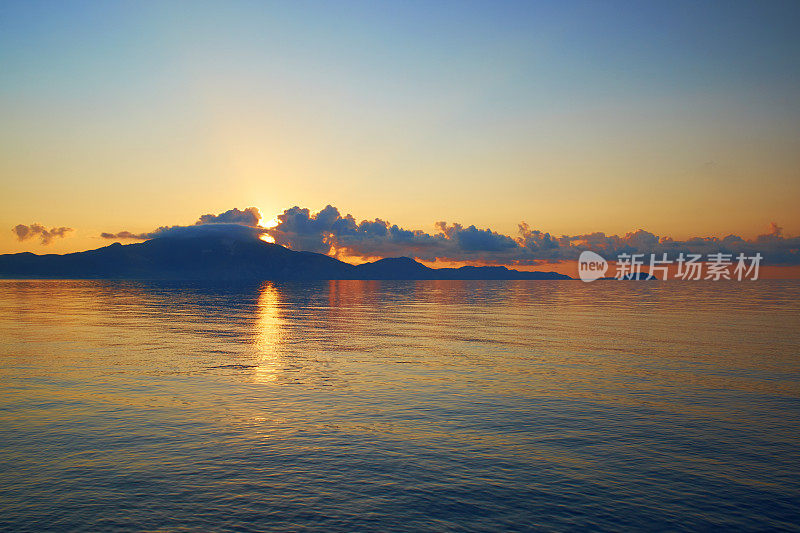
[1,280,798,532]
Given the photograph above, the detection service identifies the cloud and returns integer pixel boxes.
[101,207,266,241]
[101,204,800,265]
[148,223,265,241]
[520,224,800,265]
[195,207,260,227]
[435,222,518,252]
[12,224,73,245]
[265,205,800,265]
[100,230,153,240]
[264,205,557,261]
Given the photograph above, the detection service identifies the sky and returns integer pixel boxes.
[2,0,799,262]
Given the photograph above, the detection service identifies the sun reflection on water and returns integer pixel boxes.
[252,281,283,382]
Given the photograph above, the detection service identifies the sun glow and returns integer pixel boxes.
[260,217,280,229]
[257,215,279,243]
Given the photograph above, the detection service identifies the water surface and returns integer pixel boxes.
[1,280,798,531]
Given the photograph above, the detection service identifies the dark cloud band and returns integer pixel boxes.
[99,205,800,265]
[265,206,799,265]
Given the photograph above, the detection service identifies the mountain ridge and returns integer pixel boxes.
[0,235,571,280]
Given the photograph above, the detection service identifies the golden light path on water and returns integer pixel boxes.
[253,282,283,382]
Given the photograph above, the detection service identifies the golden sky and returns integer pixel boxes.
[1,1,799,256]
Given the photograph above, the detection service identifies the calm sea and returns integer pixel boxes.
[0,280,798,532]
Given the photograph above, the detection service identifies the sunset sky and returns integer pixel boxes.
[1,1,799,258]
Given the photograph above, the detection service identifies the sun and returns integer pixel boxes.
[257,216,279,243]
[260,217,279,229]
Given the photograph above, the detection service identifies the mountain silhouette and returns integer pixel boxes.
[0,234,571,280]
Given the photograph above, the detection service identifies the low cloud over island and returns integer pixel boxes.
[99,208,264,241]
[96,205,800,265]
